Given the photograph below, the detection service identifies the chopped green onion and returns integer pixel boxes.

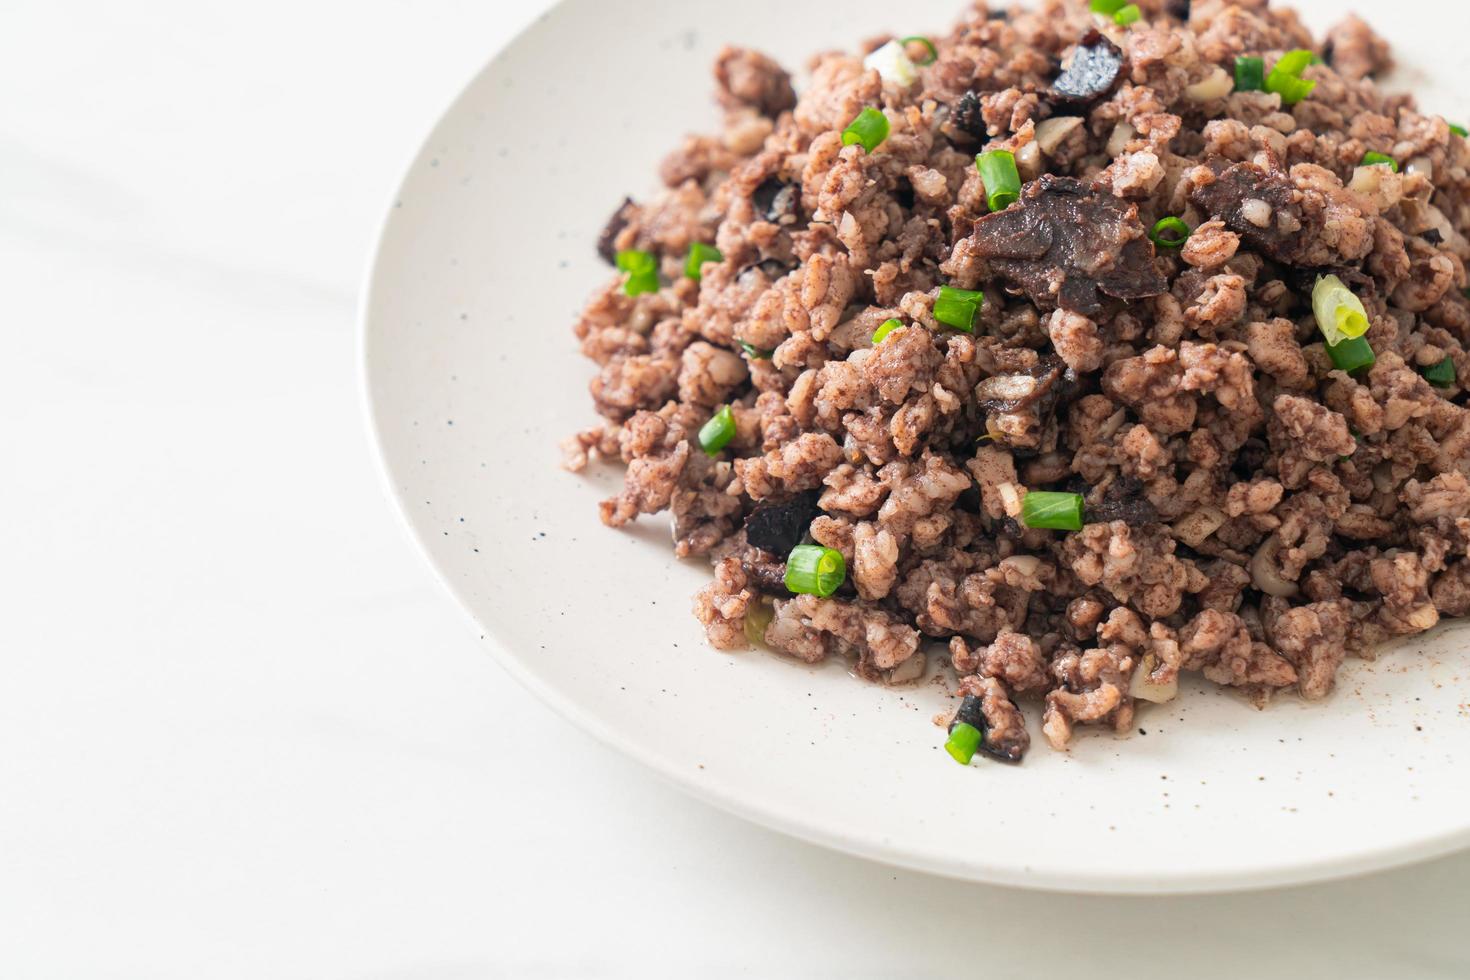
[1422,356,1456,388]
[744,597,774,647]
[624,271,659,296]
[1272,48,1315,78]
[1089,0,1127,13]
[872,318,904,344]
[616,249,659,296]
[738,340,773,359]
[1450,123,1468,138]
[975,149,1021,211]
[1360,151,1398,171]
[1326,335,1375,375]
[1234,56,1265,92]
[1309,52,1324,65]
[785,544,847,597]
[899,35,939,65]
[684,242,723,280]
[1312,274,1376,375]
[1113,3,1141,25]
[1021,490,1085,531]
[1266,49,1317,105]
[698,405,736,456]
[841,107,890,153]
[934,286,984,332]
[944,722,983,765]
[615,249,654,272]
[1150,216,1191,249]
[1312,274,1370,346]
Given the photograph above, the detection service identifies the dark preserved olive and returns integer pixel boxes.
[951,693,1024,763]
[957,482,983,513]
[893,175,916,210]
[950,91,986,140]
[951,694,987,732]
[752,176,800,224]
[596,196,637,266]
[1048,31,1125,111]
[744,489,822,556]
[962,175,1167,314]
[1085,475,1158,526]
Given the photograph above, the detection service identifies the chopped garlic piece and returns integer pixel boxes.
[863,40,918,86]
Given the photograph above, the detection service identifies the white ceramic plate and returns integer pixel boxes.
[362,0,1470,892]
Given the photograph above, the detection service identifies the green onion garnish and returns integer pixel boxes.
[1113,3,1141,24]
[842,107,890,153]
[934,286,984,333]
[1265,49,1317,105]
[684,242,723,280]
[743,597,774,647]
[738,340,773,359]
[785,544,847,597]
[944,722,983,765]
[975,149,1021,211]
[1312,274,1370,346]
[872,318,904,344]
[616,249,659,296]
[615,249,655,272]
[1088,0,1126,13]
[1422,356,1456,388]
[1451,123,1469,138]
[1326,336,1375,375]
[1234,56,1265,92]
[1360,151,1398,171]
[1150,216,1191,249]
[698,405,736,456]
[899,35,939,65]
[1021,491,1085,531]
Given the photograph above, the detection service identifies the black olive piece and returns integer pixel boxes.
[752,176,800,224]
[957,483,983,514]
[744,489,822,556]
[951,695,987,732]
[1085,475,1157,526]
[962,176,1167,315]
[1422,228,1445,245]
[1048,30,1126,111]
[950,91,986,140]
[1164,0,1190,18]
[596,196,637,266]
[950,694,1023,763]
[894,175,916,211]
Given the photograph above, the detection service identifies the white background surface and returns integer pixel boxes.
[2,1,1467,977]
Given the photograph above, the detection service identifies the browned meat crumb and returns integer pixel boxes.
[1324,15,1393,82]
[713,46,796,118]
[562,4,1470,763]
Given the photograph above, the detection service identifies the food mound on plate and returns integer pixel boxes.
[561,0,1470,763]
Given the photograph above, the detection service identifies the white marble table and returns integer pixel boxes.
[2,1,1467,976]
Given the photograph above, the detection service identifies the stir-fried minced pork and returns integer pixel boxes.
[561,1,1470,761]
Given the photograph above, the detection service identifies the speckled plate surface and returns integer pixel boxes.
[362,0,1470,892]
